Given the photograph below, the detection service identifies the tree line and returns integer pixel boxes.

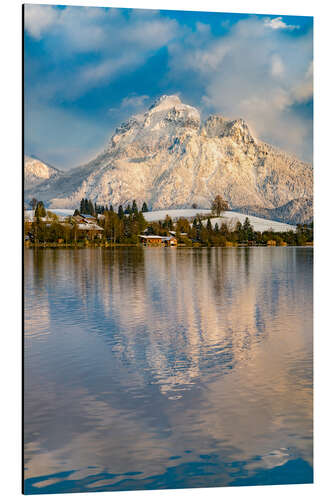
[146,214,313,247]
[78,198,149,216]
[25,199,149,245]
[25,198,313,246]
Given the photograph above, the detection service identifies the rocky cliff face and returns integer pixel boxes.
[24,95,313,223]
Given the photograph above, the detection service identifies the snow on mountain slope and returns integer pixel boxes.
[24,156,63,191]
[24,95,313,224]
[144,209,296,232]
[209,212,296,233]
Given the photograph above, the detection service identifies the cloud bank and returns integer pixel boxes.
[168,16,313,161]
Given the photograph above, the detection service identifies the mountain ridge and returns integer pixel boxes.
[24,95,313,224]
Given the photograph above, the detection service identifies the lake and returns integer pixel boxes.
[24,247,313,494]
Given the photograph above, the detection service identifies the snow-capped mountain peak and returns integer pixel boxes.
[24,95,313,224]
[24,156,63,191]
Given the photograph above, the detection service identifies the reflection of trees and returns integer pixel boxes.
[51,247,310,401]
[25,248,313,402]
[24,247,313,489]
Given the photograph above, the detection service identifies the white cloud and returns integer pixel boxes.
[120,95,150,110]
[25,7,313,164]
[271,54,285,77]
[291,61,313,104]
[168,16,313,161]
[24,5,60,39]
[108,94,151,122]
[264,17,300,31]
[25,6,179,99]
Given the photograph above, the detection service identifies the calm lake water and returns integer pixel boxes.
[24,247,313,494]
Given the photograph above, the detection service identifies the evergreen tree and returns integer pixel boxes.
[29,198,38,210]
[118,205,124,219]
[73,209,80,216]
[242,217,254,241]
[88,200,95,216]
[206,217,212,232]
[125,204,132,215]
[35,201,46,218]
[132,200,138,214]
[134,211,147,233]
[141,201,148,212]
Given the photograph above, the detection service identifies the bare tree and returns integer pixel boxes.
[211,195,229,217]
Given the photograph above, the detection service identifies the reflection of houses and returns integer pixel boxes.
[139,235,177,247]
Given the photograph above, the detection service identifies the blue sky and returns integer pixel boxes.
[24,5,313,169]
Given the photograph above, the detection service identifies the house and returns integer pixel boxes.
[162,236,178,247]
[77,223,104,239]
[139,235,163,246]
[139,235,177,247]
[80,214,98,223]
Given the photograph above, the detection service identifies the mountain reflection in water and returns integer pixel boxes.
[24,247,313,493]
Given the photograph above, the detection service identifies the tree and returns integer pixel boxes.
[35,201,46,218]
[220,223,229,238]
[192,203,198,209]
[242,217,254,241]
[125,204,132,215]
[198,225,209,244]
[29,198,38,210]
[132,200,138,214]
[211,195,229,217]
[118,205,124,219]
[163,215,174,231]
[133,210,147,234]
[73,209,80,216]
[206,217,212,232]
[141,201,148,212]
[176,217,190,234]
[88,200,95,216]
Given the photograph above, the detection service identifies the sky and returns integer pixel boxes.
[24,5,313,170]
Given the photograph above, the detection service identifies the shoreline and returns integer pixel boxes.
[24,242,313,249]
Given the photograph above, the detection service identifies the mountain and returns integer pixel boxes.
[235,198,313,226]
[24,95,313,224]
[24,156,63,191]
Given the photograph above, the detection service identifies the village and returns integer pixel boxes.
[24,197,313,248]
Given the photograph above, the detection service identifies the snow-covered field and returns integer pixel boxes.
[143,209,296,232]
[24,208,74,221]
[25,207,297,232]
[143,209,211,222]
